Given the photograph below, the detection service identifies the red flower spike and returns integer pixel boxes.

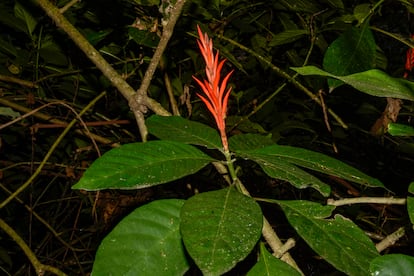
[193,25,233,152]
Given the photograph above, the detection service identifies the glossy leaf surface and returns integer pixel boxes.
[238,144,384,193]
[147,115,222,150]
[292,66,414,101]
[276,200,380,276]
[92,199,189,275]
[72,141,215,190]
[180,187,263,275]
[239,150,331,196]
[229,133,275,151]
[369,254,414,275]
[388,123,414,137]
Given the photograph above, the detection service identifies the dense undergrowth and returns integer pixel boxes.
[1,0,414,275]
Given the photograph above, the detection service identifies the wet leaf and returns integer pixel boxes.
[147,115,222,150]
[181,187,263,275]
[92,199,189,275]
[72,141,215,190]
[291,66,414,101]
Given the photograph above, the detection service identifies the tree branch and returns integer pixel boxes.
[327,197,406,206]
[376,227,405,253]
[132,0,187,140]
[34,0,173,142]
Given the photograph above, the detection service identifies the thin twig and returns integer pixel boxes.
[327,197,406,206]
[0,92,106,209]
[59,0,79,13]
[0,183,84,252]
[0,218,67,276]
[132,0,187,140]
[376,227,405,252]
[160,58,180,115]
[34,0,171,143]
[0,97,119,146]
[0,74,38,88]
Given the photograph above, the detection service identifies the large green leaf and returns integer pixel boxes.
[92,199,189,275]
[275,200,380,276]
[369,254,414,275]
[238,150,331,196]
[180,187,263,275]
[247,243,301,276]
[291,66,414,101]
[228,133,275,151]
[72,141,215,190]
[323,25,376,90]
[147,115,222,150]
[238,144,384,191]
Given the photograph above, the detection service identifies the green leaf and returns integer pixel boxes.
[323,25,376,90]
[238,151,331,196]
[323,0,344,9]
[229,133,275,151]
[227,116,268,134]
[247,243,301,276]
[369,254,414,275]
[131,0,160,5]
[408,197,414,226]
[0,5,27,35]
[72,141,215,190]
[276,200,380,276]
[39,36,69,66]
[128,27,160,48]
[92,199,189,275]
[409,182,414,195]
[278,0,320,13]
[0,107,20,119]
[353,4,372,23]
[146,115,222,150]
[180,187,263,276]
[291,66,414,101]
[269,29,309,47]
[84,29,113,46]
[388,123,414,137]
[14,2,37,37]
[0,37,18,57]
[238,144,384,192]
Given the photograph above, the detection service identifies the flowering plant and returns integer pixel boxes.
[193,25,233,152]
[73,25,386,276]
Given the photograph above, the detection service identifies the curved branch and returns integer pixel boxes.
[33,0,174,142]
[0,218,67,276]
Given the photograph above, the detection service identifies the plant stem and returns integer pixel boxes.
[376,227,405,253]
[221,153,304,274]
[327,197,406,206]
[133,0,187,141]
